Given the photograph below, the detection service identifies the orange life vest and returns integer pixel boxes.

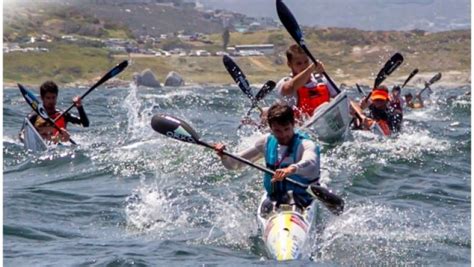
[50,112,67,135]
[295,82,330,119]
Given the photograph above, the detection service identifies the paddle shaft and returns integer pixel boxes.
[418,84,432,97]
[46,117,77,145]
[418,73,441,96]
[356,83,366,97]
[300,42,341,95]
[54,60,128,122]
[199,139,325,189]
[401,69,419,88]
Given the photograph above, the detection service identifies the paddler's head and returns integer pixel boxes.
[40,80,58,114]
[370,85,389,109]
[286,44,310,76]
[404,93,413,102]
[392,85,401,97]
[267,103,295,146]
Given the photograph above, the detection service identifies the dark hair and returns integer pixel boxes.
[40,81,58,98]
[392,85,401,92]
[285,44,306,63]
[267,103,294,127]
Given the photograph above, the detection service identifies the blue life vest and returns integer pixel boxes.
[264,132,319,203]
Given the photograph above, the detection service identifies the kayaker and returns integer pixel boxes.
[357,85,397,135]
[275,44,338,122]
[25,80,90,137]
[404,92,424,109]
[214,102,321,209]
[389,85,404,131]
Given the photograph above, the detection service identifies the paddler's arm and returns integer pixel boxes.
[213,135,267,170]
[278,61,324,96]
[65,96,90,127]
[415,93,424,108]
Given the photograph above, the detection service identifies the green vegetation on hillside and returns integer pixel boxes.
[4,4,133,42]
[4,44,112,84]
[3,2,470,86]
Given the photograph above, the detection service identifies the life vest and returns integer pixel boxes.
[295,82,330,119]
[368,105,392,136]
[264,132,319,204]
[50,111,67,135]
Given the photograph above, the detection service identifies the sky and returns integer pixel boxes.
[199,0,471,32]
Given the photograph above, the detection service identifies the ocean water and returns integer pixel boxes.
[3,83,471,266]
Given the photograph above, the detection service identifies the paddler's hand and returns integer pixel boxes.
[213,143,226,158]
[58,128,70,142]
[73,96,82,107]
[271,165,297,182]
[313,60,325,74]
[362,117,374,130]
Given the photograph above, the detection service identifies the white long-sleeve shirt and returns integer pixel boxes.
[221,133,320,181]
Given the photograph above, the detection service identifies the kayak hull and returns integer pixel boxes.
[302,91,351,143]
[257,194,317,260]
[21,118,48,152]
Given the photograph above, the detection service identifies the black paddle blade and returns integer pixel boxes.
[374,52,404,88]
[276,0,304,43]
[307,185,344,215]
[222,55,253,99]
[151,114,200,144]
[255,80,276,101]
[428,72,442,85]
[401,68,419,88]
[85,60,128,98]
[18,84,49,120]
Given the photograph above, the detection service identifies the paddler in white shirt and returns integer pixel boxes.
[214,103,323,210]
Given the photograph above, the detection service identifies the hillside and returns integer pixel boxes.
[4,3,133,41]
[4,0,224,41]
[3,2,470,87]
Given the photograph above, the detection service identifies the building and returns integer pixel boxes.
[234,44,274,55]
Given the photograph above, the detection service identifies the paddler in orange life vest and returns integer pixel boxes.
[27,80,90,142]
[275,44,339,122]
[358,85,397,135]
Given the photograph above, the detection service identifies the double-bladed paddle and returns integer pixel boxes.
[419,72,442,96]
[223,55,275,114]
[18,83,77,145]
[246,80,276,116]
[276,0,341,95]
[150,114,344,215]
[401,68,419,89]
[54,60,129,122]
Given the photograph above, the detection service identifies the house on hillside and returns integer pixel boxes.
[234,44,274,55]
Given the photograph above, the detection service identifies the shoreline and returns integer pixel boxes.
[4,70,470,90]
